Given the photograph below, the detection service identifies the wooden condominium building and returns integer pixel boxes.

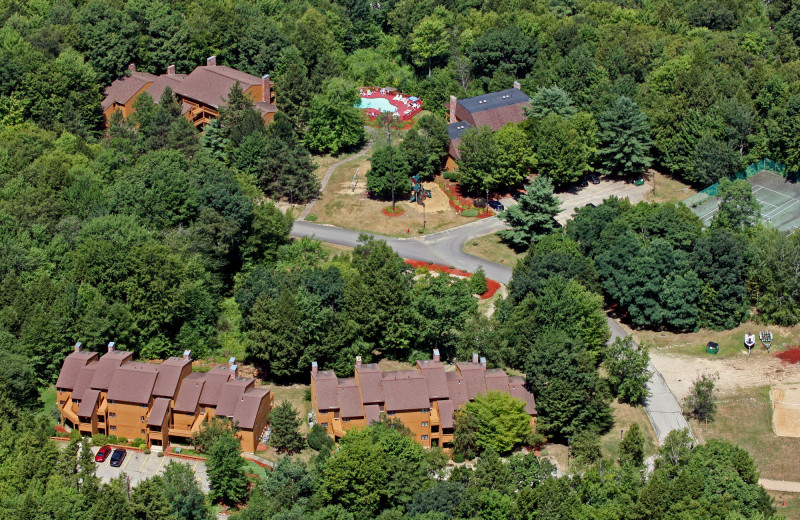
[55,342,272,453]
[310,350,536,449]
[101,56,277,128]
[445,82,530,171]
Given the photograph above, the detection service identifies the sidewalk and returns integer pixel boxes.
[760,479,800,492]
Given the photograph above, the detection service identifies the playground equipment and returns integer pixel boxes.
[409,174,431,204]
[745,333,756,354]
[760,330,774,352]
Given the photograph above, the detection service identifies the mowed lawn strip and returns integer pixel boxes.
[692,385,800,482]
[600,400,658,463]
[462,232,524,267]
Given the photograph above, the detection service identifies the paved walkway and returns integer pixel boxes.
[760,479,800,492]
[300,127,376,220]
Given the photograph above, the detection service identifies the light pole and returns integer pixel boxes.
[385,116,396,213]
[422,201,426,229]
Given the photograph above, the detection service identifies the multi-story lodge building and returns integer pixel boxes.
[310,350,537,449]
[55,342,272,452]
[101,56,277,128]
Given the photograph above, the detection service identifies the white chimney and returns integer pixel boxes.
[183,350,191,361]
[262,74,271,103]
[449,95,457,124]
[107,341,116,352]
[128,63,136,73]
[513,81,521,89]
[480,356,486,368]
[472,352,479,364]
[312,361,318,374]
[230,364,238,379]
[167,64,176,75]
[433,349,440,362]
[74,342,82,352]
[356,355,362,367]
[207,56,216,67]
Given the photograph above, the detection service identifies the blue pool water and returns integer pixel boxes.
[357,97,397,113]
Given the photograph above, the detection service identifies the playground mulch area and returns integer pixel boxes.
[771,384,800,438]
[690,171,800,231]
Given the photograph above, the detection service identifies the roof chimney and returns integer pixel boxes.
[480,356,486,368]
[74,341,82,352]
[230,364,238,379]
[228,357,236,368]
[513,81,521,89]
[449,95,457,124]
[207,56,216,67]
[356,355,362,367]
[108,341,116,352]
[433,349,440,362]
[262,74,271,103]
[167,64,176,75]
[128,63,136,73]
[183,350,191,361]
[312,361,318,374]
[472,352,479,364]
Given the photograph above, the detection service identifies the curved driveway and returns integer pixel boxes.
[291,218,690,444]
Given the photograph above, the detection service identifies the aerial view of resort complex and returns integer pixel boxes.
[4,0,800,518]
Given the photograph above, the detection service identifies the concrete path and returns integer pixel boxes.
[300,127,376,220]
[759,479,800,492]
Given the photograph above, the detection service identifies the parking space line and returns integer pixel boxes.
[138,453,149,472]
[120,452,133,471]
[156,453,166,473]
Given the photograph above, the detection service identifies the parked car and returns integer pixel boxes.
[587,174,600,184]
[95,446,112,463]
[488,200,505,211]
[579,177,589,187]
[109,448,127,467]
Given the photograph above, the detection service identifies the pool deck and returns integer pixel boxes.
[359,89,423,121]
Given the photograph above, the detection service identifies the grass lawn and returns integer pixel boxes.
[643,170,698,204]
[319,241,354,258]
[39,385,56,418]
[599,400,658,463]
[268,384,312,434]
[631,321,800,360]
[768,491,800,520]
[255,447,316,465]
[692,386,800,482]
[245,459,269,479]
[462,233,524,267]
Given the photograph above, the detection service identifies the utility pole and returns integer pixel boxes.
[386,116,396,213]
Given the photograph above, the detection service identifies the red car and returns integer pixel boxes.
[95,446,112,463]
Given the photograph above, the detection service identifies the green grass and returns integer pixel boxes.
[245,460,269,479]
[600,400,658,463]
[462,232,524,268]
[39,385,56,420]
[768,491,800,520]
[215,297,248,361]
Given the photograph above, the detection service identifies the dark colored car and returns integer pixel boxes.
[579,177,589,187]
[488,200,505,211]
[588,174,601,184]
[95,446,112,463]
[109,448,127,467]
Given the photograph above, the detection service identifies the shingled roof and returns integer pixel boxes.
[174,66,260,109]
[199,365,232,407]
[232,388,270,430]
[77,389,100,418]
[153,357,191,399]
[71,365,98,401]
[106,362,158,405]
[102,71,158,110]
[56,350,98,391]
[337,378,365,419]
[216,378,254,418]
[174,373,205,413]
[312,370,340,411]
[509,376,537,415]
[355,363,384,404]
[455,361,487,399]
[90,350,133,391]
[382,370,430,412]
[147,397,171,427]
[416,360,450,400]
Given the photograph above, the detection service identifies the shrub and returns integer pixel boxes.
[157,451,164,457]
[461,208,478,217]
[144,449,151,454]
[469,266,488,295]
[118,437,128,444]
[132,437,146,448]
[304,388,312,402]
[69,429,81,442]
[92,434,109,446]
[452,451,465,463]
[474,198,487,208]
[306,214,318,222]
[108,435,119,445]
[308,424,334,452]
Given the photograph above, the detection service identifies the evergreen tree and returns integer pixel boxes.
[77,438,100,500]
[130,476,176,520]
[275,46,313,130]
[570,431,602,467]
[218,81,265,149]
[619,423,646,468]
[595,96,653,177]
[469,266,488,295]
[684,373,718,422]
[161,462,210,520]
[305,77,365,155]
[269,401,306,453]
[366,145,411,200]
[525,85,577,118]
[453,408,480,459]
[206,427,249,505]
[498,176,561,250]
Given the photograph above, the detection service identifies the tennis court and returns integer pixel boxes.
[689,171,800,232]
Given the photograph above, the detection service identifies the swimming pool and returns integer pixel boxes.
[357,97,397,113]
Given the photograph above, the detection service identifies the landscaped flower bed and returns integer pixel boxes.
[437,175,493,218]
[404,260,501,299]
[382,206,405,216]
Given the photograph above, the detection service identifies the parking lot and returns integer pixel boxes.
[554,177,651,225]
[92,446,209,492]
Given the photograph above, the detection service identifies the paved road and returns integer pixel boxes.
[292,219,688,445]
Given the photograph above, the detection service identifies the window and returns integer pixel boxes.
[59,400,66,406]
[140,416,145,422]
[421,422,429,427]
[387,411,396,415]
[343,418,350,422]
[141,429,145,434]
[141,404,147,408]
[321,423,328,429]
[109,412,116,418]
[432,425,439,433]
[421,435,428,440]
[421,408,429,413]
[110,426,117,431]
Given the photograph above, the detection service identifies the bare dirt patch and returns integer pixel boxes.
[771,384,800,437]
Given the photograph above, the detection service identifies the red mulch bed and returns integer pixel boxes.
[777,346,800,364]
[382,207,405,217]
[405,260,501,299]
[437,175,494,218]
[55,425,68,433]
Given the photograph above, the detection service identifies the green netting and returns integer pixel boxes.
[683,158,788,203]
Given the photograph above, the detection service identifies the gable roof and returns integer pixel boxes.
[216,378,254,418]
[452,88,530,132]
[355,364,384,404]
[102,71,158,110]
[145,74,187,104]
[153,357,191,399]
[77,389,100,418]
[455,361,487,399]
[147,397,171,427]
[447,121,472,141]
[174,65,261,109]
[445,371,469,407]
[199,365,232,407]
[313,370,340,411]
[509,376,537,415]
[72,365,98,401]
[90,350,133,391]
[364,404,381,424]
[106,362,158,405]
[382,370,430,412]
[416,360,450,400]
[233,388,270,430]
[437,399,458,429]
[56,351,98,390]
[337,378,364,418]
[484,369,510,392]
[174,372,205,413]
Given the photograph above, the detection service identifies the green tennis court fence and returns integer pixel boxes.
[683,159,788,207]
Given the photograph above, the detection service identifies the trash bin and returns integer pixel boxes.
[706,342,719,355]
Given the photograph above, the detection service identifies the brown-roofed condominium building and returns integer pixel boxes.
[445,81,530,172]
[310,350,537,449]
[102,57,277,129]
[56,344,273,453]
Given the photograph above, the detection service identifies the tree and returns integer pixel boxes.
[530,113,597,187]
[604,336,651,404]
[684,373,718,422]
[410,16,449,77]
[275,46,313,130]
[305,77,365,154]
[469,25,537,80]
[411,273,477,357]
[192,417,232,454]
[92,475,134,520]
[308,423,334,452]
[206,426,249,505]
[366,145,410,199]
[218,81,265,149]
[712,178,761,231]
[456,126,497,194]
[693,229,747,329]
[492,123,536,189]
[130,476,176,520]
[469,266,488,295]
[161,462,210,520]
[570,431,602,467]
[498,176,561,250]
[692,133,739,186]
[0,350,39,409]
[595,97,653,177]
[619,423,645,468]
[270,401,306,453]
[453,407,480,460]
[525,86,577,118]
[464,391,533,454]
